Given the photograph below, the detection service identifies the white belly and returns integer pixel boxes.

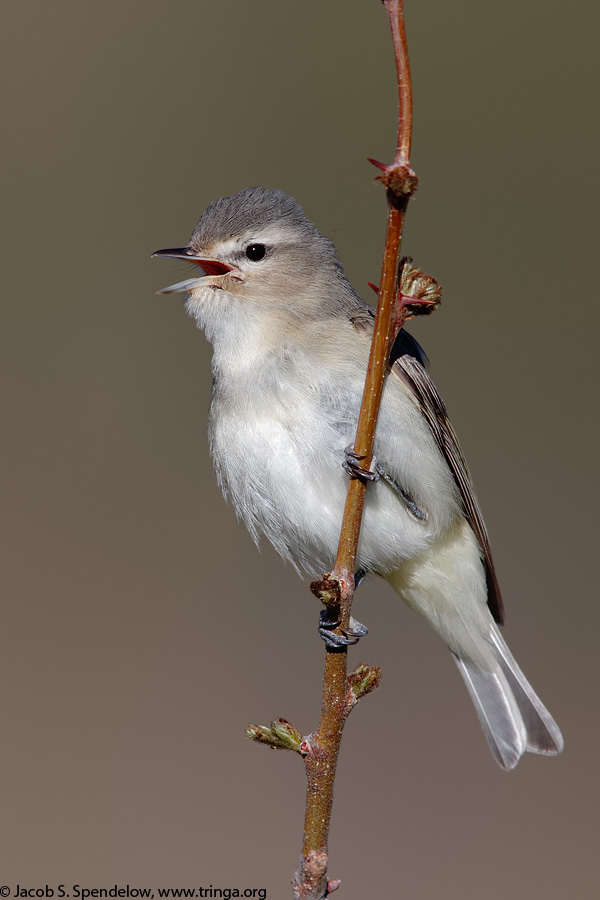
[209,369,450,576]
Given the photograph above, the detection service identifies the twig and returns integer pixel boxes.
[246,2,422,895]
[291,2,418,897]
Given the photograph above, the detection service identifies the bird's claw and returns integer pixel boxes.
[344,617,368,638]
[342,446,380,482]
[318,610,369,648]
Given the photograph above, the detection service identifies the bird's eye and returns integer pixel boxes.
[245,243,266,261]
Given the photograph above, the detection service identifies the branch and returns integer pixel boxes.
[291,3,418,897]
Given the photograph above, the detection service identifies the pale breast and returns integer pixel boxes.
[208,353,459,577]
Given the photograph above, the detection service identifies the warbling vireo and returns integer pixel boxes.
[153,186,563,770]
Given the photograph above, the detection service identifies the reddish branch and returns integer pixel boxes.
[248,3,421,898]
[291,3,418,898]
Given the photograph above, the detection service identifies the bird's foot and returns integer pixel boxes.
[342,446,380,482]
[318,610,369,648]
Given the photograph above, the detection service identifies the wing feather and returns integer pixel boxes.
[349,309,503,624]
[392,353,504,624]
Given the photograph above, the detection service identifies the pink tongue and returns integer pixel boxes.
[192,259,232,276]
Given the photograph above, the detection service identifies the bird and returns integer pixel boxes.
[153,186,563,770]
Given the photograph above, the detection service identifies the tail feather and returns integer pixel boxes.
[385,524,563,769]
[489,623,564,757]
[454,626,563,770]
[454,657,527,770]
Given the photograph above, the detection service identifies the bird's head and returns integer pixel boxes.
[153,187,353,325]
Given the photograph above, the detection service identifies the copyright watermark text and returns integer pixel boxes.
[1,888,266,900]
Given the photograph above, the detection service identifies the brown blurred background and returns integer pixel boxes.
[1,1,598,897]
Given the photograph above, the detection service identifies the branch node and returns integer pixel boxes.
[398,257,442,316]
[299,737,313,757]
[370,258,442,322]
[293,850,330,900]
[368,158,418,205]
[310,576,342,606]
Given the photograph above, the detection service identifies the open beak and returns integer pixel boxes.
[152,247,233,294]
